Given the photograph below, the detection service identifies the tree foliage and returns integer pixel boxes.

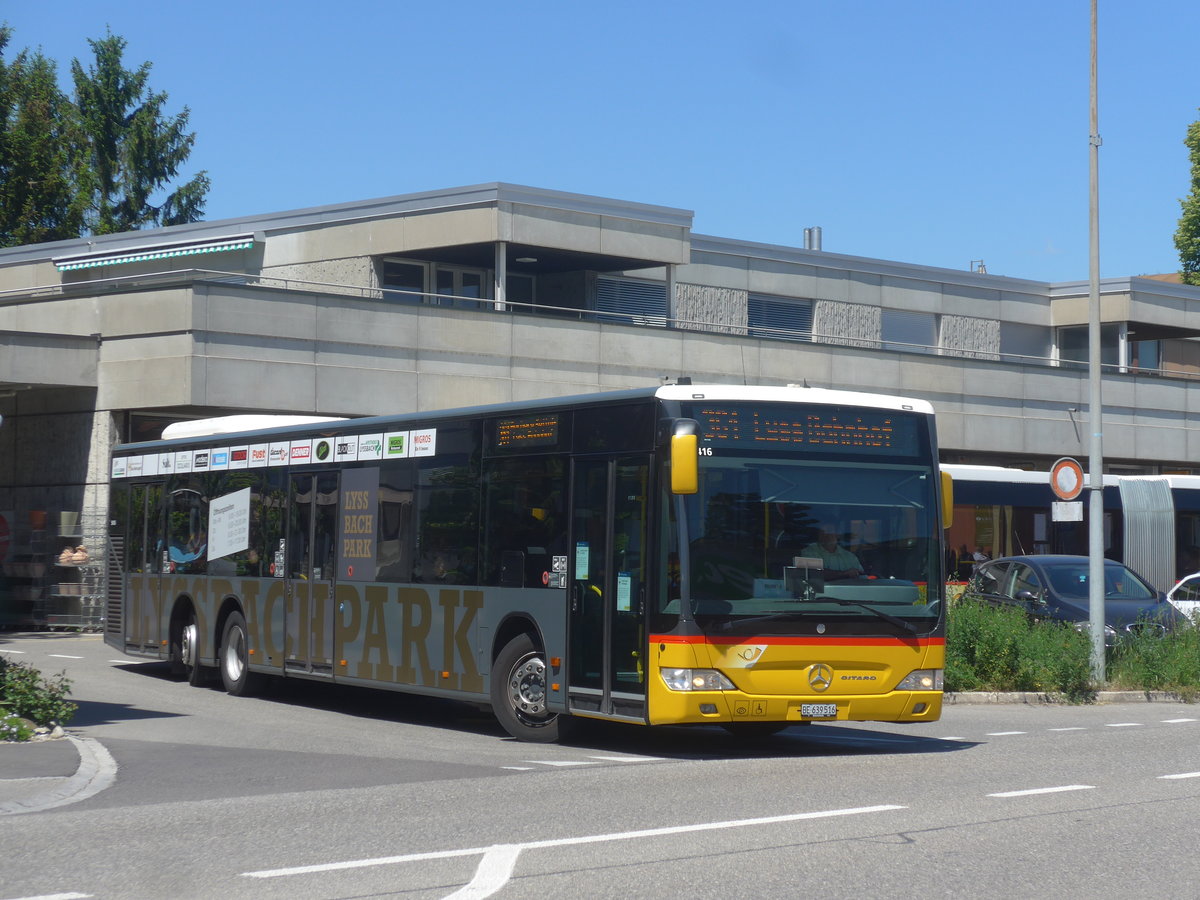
[0,25,208,248]
[1175,111,1200,285]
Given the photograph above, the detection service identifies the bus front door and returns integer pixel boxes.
[568,456,651,721]
[284,471,338,674]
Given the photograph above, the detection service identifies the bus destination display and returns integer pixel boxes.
[493,413,560,451]
[688,404,919,455]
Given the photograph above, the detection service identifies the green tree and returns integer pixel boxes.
[0,25,209,247]
[0,26,82,245]
[70,30,209,234]
[1175,112,1200,285]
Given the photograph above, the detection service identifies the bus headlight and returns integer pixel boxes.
[896,669,943,691]
[660,668,737,691]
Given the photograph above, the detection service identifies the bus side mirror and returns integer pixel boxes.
[941,470,954,530]
[671,420,699,495]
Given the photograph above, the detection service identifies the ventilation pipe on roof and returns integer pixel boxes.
[803,227,823,251]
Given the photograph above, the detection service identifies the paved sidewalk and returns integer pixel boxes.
[0,734,117,815]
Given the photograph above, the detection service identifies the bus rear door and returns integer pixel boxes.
[284,471,339,674]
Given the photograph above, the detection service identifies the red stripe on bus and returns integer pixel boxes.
[650,634,945,647]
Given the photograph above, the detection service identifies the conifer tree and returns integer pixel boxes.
[0,26,209,247]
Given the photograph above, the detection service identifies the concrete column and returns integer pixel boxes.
[494,241,507,312]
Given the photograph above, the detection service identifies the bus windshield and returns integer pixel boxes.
[671,453,942,637]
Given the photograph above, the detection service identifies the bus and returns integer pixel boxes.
[944,464,1200,592]
[104,384,951,742]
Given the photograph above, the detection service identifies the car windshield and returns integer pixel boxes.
[1045,562,1157,601]
[668,454,942,636]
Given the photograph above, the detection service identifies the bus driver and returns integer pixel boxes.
[802,527,864,580]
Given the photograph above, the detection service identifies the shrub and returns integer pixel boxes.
[946,600,1095,699]
[0,657,77,733]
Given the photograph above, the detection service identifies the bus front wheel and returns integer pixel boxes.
[491,633,570,743]
[220,611,263,697]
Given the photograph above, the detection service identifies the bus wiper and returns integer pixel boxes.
[711,599,918,635]
[815,597,919,634]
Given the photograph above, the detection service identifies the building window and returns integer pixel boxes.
[1057,324,1120,370]
[435,266,489,309]
[882,309,937,354]
[595,276,667,326]
[1000,321,1051,364]
[747,294,813,342]
[381,260,427,303]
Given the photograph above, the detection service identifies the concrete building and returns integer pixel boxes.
[2,182,1199,620]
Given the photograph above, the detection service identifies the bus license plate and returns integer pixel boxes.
[800,703,837,719]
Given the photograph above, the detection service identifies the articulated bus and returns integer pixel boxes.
[944,463,1200,592]
[104,384,951,742]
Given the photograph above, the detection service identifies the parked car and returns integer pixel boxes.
[960,554,1185,642]
[1167,572,1200,620]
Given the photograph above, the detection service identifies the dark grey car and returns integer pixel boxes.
[960,554,1185,642]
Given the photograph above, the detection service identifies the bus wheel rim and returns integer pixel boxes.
[181,620,198,668]
[224,627,244,682]
[508,652,549,723]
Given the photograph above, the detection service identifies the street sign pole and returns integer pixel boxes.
[1087,0,1106,682]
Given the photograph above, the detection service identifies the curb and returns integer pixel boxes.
[945,690,1195,705]
[0,735,118,815]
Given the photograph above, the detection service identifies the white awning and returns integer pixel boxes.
[54,235,256,271]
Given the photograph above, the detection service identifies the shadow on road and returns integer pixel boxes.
[115,658,978,760]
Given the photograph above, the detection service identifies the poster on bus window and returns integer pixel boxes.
[338,467,379,581]
[208,487,251,561]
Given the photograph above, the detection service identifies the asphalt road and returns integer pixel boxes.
[3,632,1200,899]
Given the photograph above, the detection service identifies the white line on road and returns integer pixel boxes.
[500,767,534,771]
[988,785,1095,798]
[1163,718,1197,723]
[1,649,26,654]
[5,891,91,899]
[241,804,907,882]
[587,755,663,762]
[443,844,521,900]
[1048,727,1086,732]
[46,655,84,660]
[524,760,601,767]
[1104,723,1141,728]
[986,731,1027,736]
[1158,772,1200,780]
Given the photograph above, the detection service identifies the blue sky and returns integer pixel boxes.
[5,1,1198,283]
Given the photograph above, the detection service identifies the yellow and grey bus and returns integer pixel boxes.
[104,383,950,742]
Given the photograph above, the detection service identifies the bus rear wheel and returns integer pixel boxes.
[220,611,263,697]
[491,633,570,743]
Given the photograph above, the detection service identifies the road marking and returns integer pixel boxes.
[1158,772,1200,780]
[500,767,534,771]
[524,760,601,767]
[6,893,92,899]
[444,844,521,900]
[1048,727,1086,732]
[47,654,84,660]
[587,755,662,762]
[1104,723,1141,728]
[939,736,966,741]
[988,785,1095,798]
[986,731,1026,736]
[1163,718,1197,723]
[241,804,907,881]
[109,659,153,664]
[1,649,27,654]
